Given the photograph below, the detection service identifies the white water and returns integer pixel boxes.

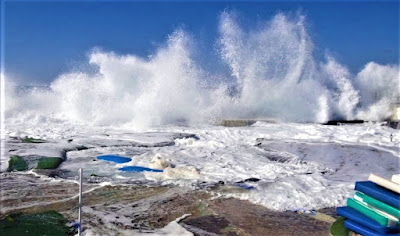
[4,12,399,127]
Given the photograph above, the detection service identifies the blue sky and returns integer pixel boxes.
[3,1,399,85]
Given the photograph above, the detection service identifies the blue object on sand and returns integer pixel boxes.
[235,183,255,190]
[344,219,400,236]
[72,221,80,230]
[337,207,400,234]
[118,166,163,172]
[355,181,400,209]
[97,154,132,163]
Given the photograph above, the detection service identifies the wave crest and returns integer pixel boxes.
[6,12,399,127]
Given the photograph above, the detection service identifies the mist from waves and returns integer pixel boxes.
[5,12,399,128]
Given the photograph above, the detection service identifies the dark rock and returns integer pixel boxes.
[32,169,58,177]
[172,133,199,140]
[265,154,295,163]
[236,178,260,183]
[209,198,332,236]
[183,215,230,235]
[76,145,89,151]
[387,121,400,129]
[324,120,364,126]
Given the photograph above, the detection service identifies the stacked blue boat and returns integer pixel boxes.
[335,174,400,236]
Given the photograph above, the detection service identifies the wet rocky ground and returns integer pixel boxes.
[0,172,336,236]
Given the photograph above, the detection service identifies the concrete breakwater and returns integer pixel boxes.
[219,119,276,127]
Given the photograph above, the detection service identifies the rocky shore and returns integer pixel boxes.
[0,172,336,235]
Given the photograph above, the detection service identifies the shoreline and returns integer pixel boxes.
[1,172,335,235]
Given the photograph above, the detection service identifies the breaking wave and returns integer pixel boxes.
[5,12,399,127]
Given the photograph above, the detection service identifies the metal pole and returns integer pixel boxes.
[78,168,83,236]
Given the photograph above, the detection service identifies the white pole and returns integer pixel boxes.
[78,168,83,236]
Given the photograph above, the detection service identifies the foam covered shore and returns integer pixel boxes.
[0,172,336,235]
[2,122,399,210]
[1,121,398,234]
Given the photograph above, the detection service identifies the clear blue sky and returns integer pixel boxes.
[3,1,399,85]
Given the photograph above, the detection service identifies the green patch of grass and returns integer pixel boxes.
[0,211,74,236]
[330,217,349,236]
[36,157,63,169]
[22,137,46,143]
[7,155,28,171]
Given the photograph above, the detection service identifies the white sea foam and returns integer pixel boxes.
[3,120,400,211]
